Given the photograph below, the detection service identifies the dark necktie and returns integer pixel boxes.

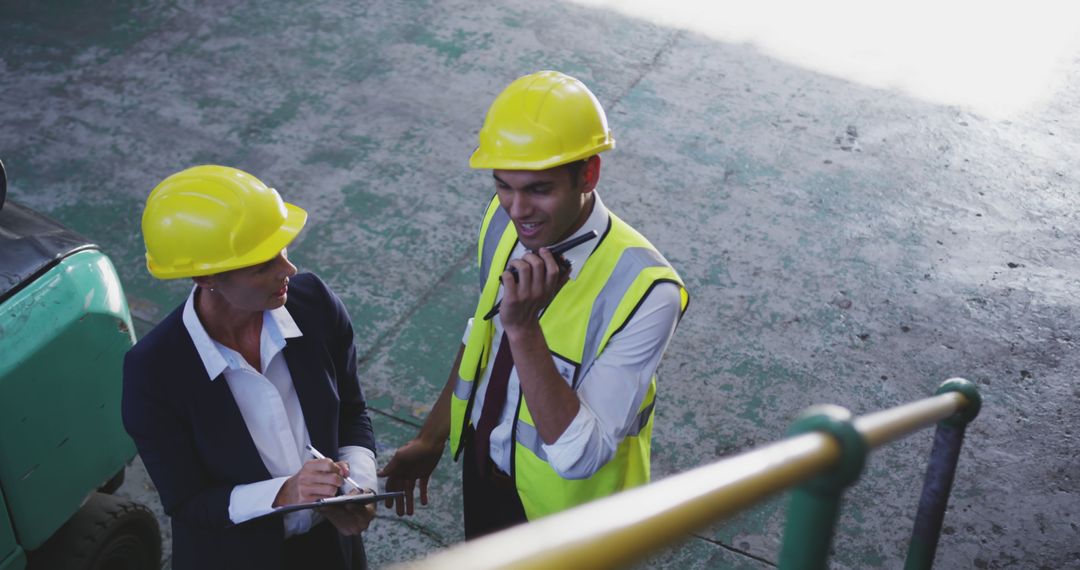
[473,332,514,474]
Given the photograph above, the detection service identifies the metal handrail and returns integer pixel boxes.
[854,392,963,448]
[395,380,980,570]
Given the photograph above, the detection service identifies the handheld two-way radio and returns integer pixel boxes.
[482,229,599,321]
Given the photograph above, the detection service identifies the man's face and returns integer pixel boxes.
[493,164,591,251]
[207,249,298,312]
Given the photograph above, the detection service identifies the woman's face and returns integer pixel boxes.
[208,249,298,312]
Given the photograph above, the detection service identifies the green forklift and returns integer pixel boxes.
[0,159,161,569]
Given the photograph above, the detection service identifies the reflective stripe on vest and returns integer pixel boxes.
[579,246,670,382]
[453,372,473,401]
[449,197,517,458]
[478,197,510,290]
[514,399,656,462]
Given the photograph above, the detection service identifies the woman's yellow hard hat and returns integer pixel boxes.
[141,165,307,279]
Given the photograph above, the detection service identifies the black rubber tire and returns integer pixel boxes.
[28,492,162,570]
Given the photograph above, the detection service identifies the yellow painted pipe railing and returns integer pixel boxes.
[393,386,976,570]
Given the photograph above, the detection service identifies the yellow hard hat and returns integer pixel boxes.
[469,70,615,170]
[141,165,307,279]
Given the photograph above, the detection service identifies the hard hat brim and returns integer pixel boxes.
[468,139,614,171]
[146,201,308,279]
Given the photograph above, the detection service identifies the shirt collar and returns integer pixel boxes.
[181,286,303,381]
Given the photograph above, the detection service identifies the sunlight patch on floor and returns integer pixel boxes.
[569,0,1080,118]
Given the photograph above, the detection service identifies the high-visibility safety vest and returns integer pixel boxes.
[449,195,689,520]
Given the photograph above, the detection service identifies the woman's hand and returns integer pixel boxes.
[274,459,347,506]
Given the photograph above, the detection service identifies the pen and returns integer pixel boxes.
[482,230,599,321]
[304,444,364,492]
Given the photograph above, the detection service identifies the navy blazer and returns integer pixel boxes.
[122,273,375,570]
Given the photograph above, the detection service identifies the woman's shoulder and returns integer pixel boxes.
[285,272,332,305]
[124,303,198,390]
[288,271,322,290]
[127,304,186,360]
[284,272,347,324]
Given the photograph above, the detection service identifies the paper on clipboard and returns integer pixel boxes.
[253,491,405,519]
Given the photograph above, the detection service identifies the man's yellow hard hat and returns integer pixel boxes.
[141,165,307,279]
[469,71,615,171]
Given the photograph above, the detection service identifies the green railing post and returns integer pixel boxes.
[778,405,868,570]
[904,378,982,570]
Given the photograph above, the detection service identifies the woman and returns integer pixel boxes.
[122,165,376,570]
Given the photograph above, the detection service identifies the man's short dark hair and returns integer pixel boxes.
[564,158,589,187]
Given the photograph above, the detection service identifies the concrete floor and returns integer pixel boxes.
[2,1,1078,568]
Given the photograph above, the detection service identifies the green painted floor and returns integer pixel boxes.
[2,2,1078,568]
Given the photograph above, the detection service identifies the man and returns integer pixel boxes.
[379,71,689,538]
[122,165,377,569]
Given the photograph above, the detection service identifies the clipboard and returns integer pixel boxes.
[252,491,405,519]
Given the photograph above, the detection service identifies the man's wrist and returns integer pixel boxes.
[504,320,543,345]
[414,431,448,449]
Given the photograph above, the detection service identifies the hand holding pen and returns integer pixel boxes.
[304,444,376,535]
[273,448,358,507]
[305,444,365,493]
[483,230,598,320]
